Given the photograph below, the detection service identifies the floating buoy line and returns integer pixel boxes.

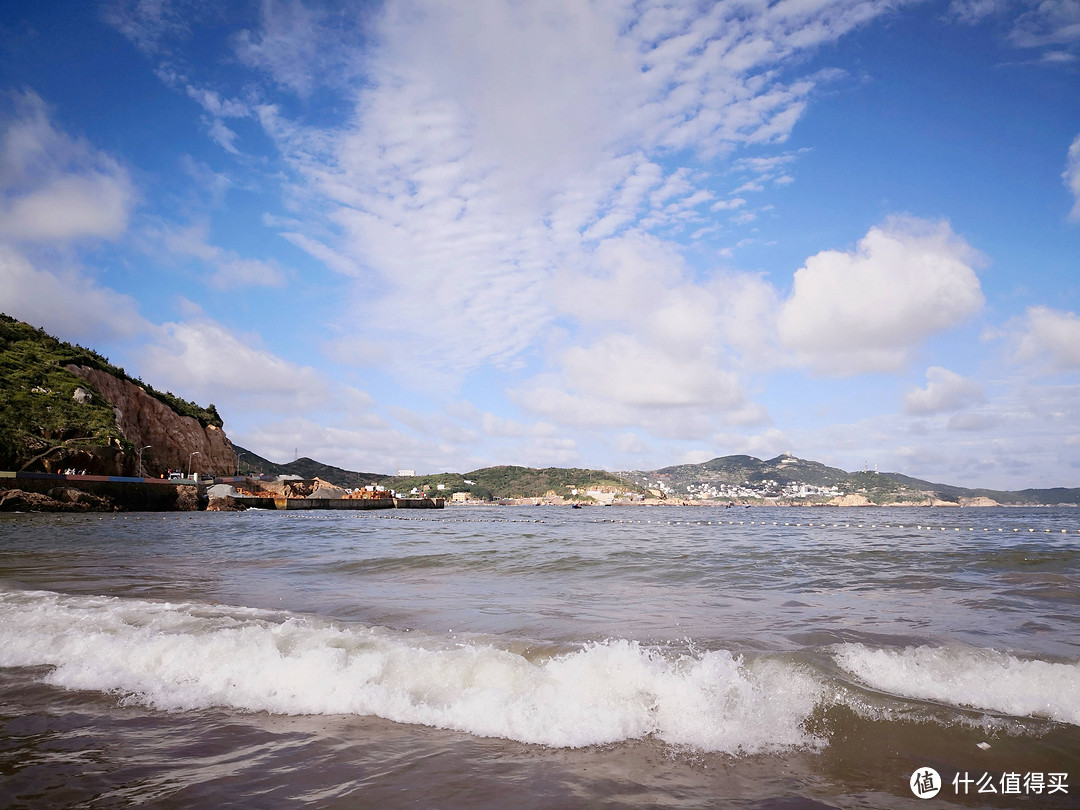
[39,513,1078,533]
[363,515,1079,533]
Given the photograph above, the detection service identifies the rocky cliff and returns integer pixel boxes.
[65,365,237,477]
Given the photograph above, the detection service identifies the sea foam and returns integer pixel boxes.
[834,643,1080,725]
[0,588,822,753]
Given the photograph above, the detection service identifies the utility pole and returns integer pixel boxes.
[136,445,151,478]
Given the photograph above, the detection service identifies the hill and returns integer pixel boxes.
[621,454,1080,505]
[379,465,649,502]
[232,445,383,489]
[229,447,1079,506]
[231,450,644,502]
[620,453,927,503]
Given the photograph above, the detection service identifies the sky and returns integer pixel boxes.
[0,0,1078,489]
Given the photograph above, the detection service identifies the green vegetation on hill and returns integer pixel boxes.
[0,314,222,472]
[382,465,647,501]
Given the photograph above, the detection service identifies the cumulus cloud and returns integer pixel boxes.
[139,318,329,410]
[1065,133,1080,221]
[0,92,135,242]
[1007,305,1080,370]
[0,243,148,342]
[903,366,985,414]
[777,218,985,375]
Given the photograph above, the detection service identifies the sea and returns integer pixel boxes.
[0,505,1077,808]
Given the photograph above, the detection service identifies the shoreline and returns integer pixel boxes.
[2,470,1076,513]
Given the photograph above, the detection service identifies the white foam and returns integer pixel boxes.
[0,588,823,753]
[834,643,1080,725]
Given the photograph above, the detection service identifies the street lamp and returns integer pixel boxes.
[136,445,151,478]
[187,451,201,479]
[236,451,243,477]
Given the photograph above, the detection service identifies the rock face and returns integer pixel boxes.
[65,365,237,478]
[827,493,874,506]
[959,496,1000,507]
[0,487,114,512]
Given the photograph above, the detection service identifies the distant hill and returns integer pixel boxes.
[230,446,1080,505]
[232,445,383,489]
[380,465,649,502]
[880,472,1080,506]
[620,453,928,503]
[621,453,1080,505]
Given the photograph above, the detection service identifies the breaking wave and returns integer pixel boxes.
[0,587,823,754]
[834,643,1080,725]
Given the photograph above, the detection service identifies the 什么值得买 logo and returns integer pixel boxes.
[910,768,941,799]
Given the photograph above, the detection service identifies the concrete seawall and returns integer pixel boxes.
[1,471,446,512]
[236,497,396,511]
[394,497,445,509]
[235,497,446,510]
[1,471,198,511]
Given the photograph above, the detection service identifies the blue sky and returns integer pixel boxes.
[1,0,1078,488]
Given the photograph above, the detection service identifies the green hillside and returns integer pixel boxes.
[624,454,943,503]
[381,465,647,502]
[0,314,221,473]
[231,450,643,501]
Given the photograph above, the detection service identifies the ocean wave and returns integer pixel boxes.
[0,588,823,754]
[834,643,1080,725]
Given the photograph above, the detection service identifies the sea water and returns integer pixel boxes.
[0,506,1077,807]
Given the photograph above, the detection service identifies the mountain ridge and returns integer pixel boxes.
[233,446,1080,505]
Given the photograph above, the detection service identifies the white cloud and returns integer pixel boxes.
[903,366,985,414]
[252,0,911,385]
[1009,0,1080,49]
[948,0,1080,58]
[561,333,743,409]
[102,0,194,55]
[0,243,148,342]
[1007,305,1080,370]
[139,318,329,410]
[0,92,135,242]
[156,221,287,289]
[205,118,241,155]
[777,218,985,375]
[947,0,1006,25]
[232,0,368,97]
[1065,132,1080,221]
[237,416,424,474]
[613,432,652,455]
